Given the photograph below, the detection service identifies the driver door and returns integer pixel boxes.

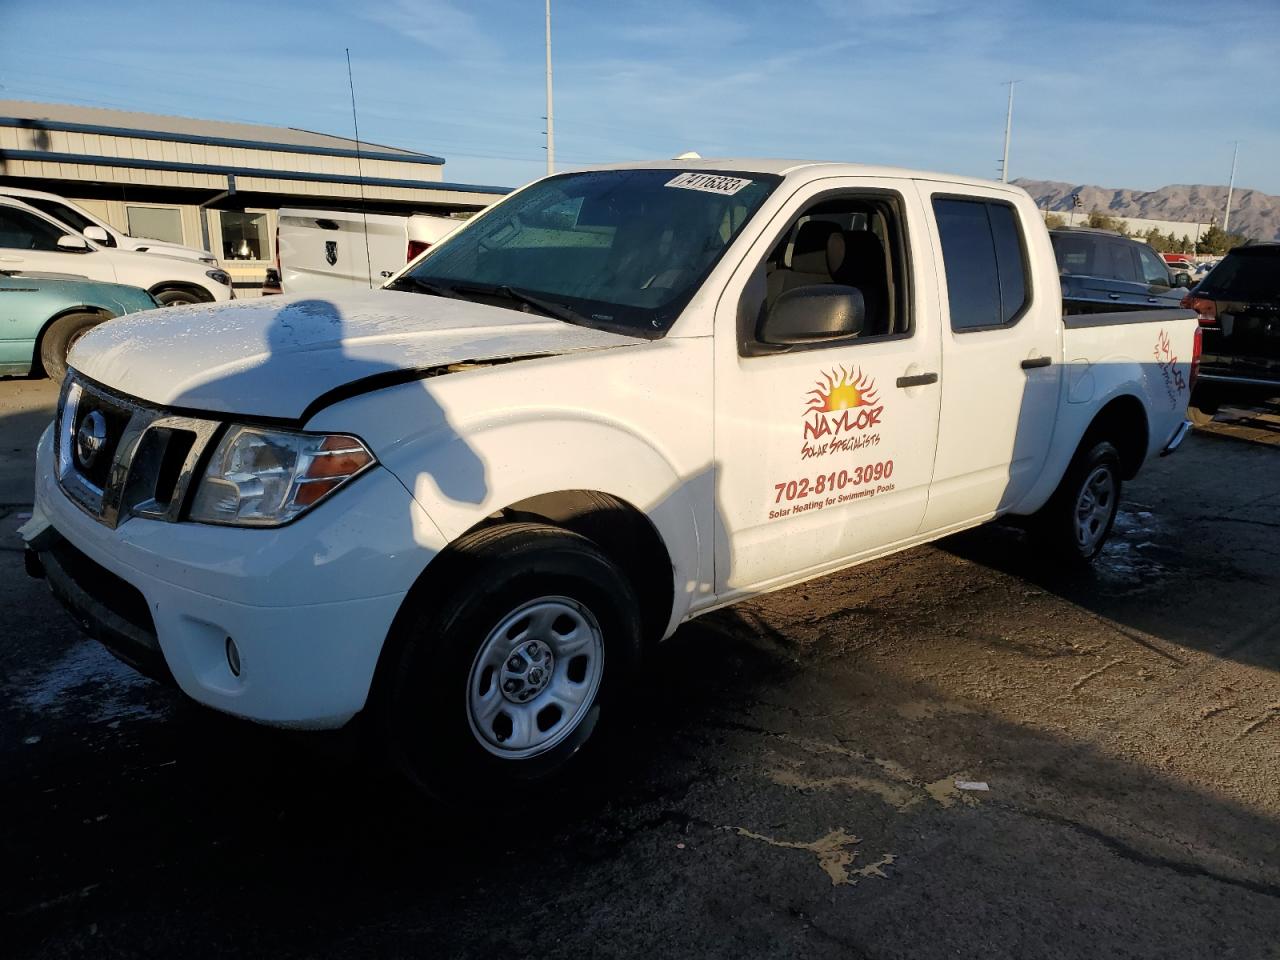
[712,178,943,594]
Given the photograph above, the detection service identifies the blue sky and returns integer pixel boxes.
[1,0,1277,193]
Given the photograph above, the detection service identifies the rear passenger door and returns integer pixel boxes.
[920,189,1063,532]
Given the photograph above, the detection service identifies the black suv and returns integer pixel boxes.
[1183,243,1280,418]
[1051,227,1190,314]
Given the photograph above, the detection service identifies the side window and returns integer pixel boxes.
[743,192,909,354]
[1137,245,1172,286]
[1107,242,1141,283]
[0,207,67,252]
[932,198,1030,331]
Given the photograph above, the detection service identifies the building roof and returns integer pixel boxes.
[0,99,444,165]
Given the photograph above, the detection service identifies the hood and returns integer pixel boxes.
[129,239,216,262]
[69,289,641,420]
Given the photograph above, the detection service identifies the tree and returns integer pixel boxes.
[1044,212,1066,229]
[1197,225,1248,256]
[1085,210,1128,235]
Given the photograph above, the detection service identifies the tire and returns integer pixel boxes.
[1031,439,1123,564]
[381,522,641,800]
[153,288,204,307]
[38,311,105,382]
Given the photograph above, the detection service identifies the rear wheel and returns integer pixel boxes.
[153,288,203,307]
[381,522,641,800]
[38,311,104,382]
[1031,439,1122,563]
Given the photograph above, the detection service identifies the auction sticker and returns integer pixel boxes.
[665,172,753,195]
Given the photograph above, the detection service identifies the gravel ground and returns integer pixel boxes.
[2,378,1278,959]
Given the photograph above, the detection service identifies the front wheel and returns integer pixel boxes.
[153,288,203,307]
[39,311,104,382]
[381,522,641,800]
[1031,440,1122,563]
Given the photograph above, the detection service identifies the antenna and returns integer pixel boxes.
[346,48,374,289]
[545,0,555,175]
[998,80,1016,182]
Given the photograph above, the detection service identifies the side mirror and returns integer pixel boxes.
[1174,271,1191,288]
[760,284,866,345]
[56,235,91,252]
[82,225,110,244]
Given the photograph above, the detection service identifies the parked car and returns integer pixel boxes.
[1052,227,1190,314]
[0,196,232,305]
[1181,242,1280,422]
[24,160,1199,797]
[0,186,217,264]
[277,207,467,295]
[0,272,157,381]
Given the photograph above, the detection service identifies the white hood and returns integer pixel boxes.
[69,289,640,420]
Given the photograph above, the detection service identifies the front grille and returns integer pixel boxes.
[56,375,223,529]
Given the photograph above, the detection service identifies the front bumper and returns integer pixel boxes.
[32,426,448,728]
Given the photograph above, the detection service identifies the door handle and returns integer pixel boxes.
[1147,297,1159,303]
[1021,356,1053,369]
[1108,293,1121,300]
[896,372,938,388]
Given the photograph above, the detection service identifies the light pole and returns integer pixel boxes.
[1222,140,1238,234]
[999,80,1015,182]
[544,0,555,176]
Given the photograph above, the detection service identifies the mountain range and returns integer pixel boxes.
[1013,178,1280,241]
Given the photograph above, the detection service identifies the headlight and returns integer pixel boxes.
[188,426,375,526]
[200,256,218,265]
[206,269,232,286]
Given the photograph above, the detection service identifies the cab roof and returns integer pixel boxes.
[578,157,1029,195]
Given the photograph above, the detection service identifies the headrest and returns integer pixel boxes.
[790,220,841,274]
[830,230,886,283]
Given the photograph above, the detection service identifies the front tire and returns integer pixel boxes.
[381,522,641,800]
[1032,440,1122,563]
[153,288,204,307]
[38,311,104,382]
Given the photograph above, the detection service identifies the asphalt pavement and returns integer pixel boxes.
[3,377,1279,959]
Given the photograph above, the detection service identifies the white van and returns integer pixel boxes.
[276,208,464,295]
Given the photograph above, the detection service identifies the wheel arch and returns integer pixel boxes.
[1080,393,1149,480]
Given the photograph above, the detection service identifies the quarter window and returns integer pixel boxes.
[933,198,1030,331]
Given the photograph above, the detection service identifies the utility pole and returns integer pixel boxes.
[999,80,1015,182]
[1222,140,1238,234]
[544,0,555,176]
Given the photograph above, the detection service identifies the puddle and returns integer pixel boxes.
[9,638,168,724]
[1094,506,1170,589]
[729,826,895,886]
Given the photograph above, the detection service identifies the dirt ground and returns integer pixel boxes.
[2,378,1278,959]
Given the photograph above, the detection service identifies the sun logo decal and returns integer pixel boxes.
[806,366,879,414]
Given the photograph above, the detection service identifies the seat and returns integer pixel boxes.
[768,220,842,301]
[829,230,890,335]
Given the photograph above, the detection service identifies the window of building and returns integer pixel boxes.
[219,211,269,261]
[126,206,185,245]
[932,198,1030,331]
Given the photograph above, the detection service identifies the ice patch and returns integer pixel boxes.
[10,639,168,724]
[1095,505,1169,589]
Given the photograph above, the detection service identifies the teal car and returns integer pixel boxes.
[0,272,158,381]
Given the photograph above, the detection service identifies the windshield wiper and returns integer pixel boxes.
[387,275,460,299]
[493,285,592,327]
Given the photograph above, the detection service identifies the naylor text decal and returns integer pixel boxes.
[1154,329,1186,408]
[801,366,884,460]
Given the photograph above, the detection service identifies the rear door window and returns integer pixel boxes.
[933,197,1030,331]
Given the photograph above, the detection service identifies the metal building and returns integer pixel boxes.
[0,100,509,295]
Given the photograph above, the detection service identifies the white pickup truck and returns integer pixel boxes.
[26,160,1199,796]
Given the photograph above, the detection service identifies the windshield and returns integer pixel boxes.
[391,168,780,337]
[1198,248,1280,302]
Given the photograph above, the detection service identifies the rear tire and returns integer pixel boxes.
[38,311,104,382]
[153,288,203,307]
[1031,439,1122,564]
[381,522,641,801]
